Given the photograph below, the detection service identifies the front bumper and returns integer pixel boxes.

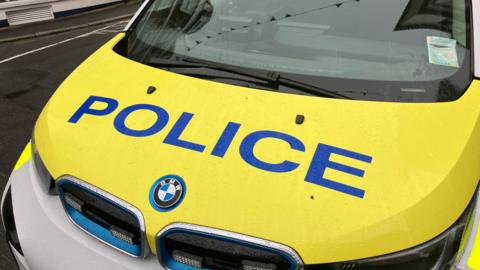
[1,159,162,270]
[2,154,480,270]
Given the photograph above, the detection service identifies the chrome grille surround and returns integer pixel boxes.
[57,175,149,258]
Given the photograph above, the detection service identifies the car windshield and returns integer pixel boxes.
[123,0,472,102]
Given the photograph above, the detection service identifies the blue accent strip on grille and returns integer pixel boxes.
[65,205,141,256]
[157,228,298,270]
[57,180,142,257]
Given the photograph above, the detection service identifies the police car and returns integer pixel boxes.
[2,0,480,269]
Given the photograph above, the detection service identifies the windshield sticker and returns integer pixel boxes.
[427,36,459,68]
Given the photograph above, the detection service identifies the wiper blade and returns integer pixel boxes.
[181,57,352,99]
[148,57,274,89]
[148,57,206,68]
[148,57,353,99]
[148,57,271,83]
[275,75,353,99]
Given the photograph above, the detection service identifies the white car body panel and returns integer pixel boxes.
[7,160,163,270]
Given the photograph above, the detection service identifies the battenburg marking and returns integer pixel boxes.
[150,175,186,211]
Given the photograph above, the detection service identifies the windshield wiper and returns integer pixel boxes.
[148,57,353,99]
[148,57,276,90]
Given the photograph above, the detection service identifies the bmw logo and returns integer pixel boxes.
[149,175,186,211]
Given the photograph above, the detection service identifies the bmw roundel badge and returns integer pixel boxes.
[149,175,186,211]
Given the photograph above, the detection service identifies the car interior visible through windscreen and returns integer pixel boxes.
[118,0,472,102]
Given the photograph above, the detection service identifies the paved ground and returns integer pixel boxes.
[0,0,139,43]
[0,8,135,268]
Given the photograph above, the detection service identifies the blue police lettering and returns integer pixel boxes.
[240,131,305,173]
[69,96,373,199]
[164,112,206,152]
[114,104,169,137]
[305,143,373,198]
[68,95,118,123]
[211,122,241,157]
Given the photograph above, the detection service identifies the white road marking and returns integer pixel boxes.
[95,22,128,35]
[0,20,129,65]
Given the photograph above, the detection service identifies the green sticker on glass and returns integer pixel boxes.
[427,36,459,68]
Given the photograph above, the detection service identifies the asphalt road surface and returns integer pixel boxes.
[0,20,128,269]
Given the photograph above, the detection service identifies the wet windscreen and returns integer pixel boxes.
[125,0,472,102]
